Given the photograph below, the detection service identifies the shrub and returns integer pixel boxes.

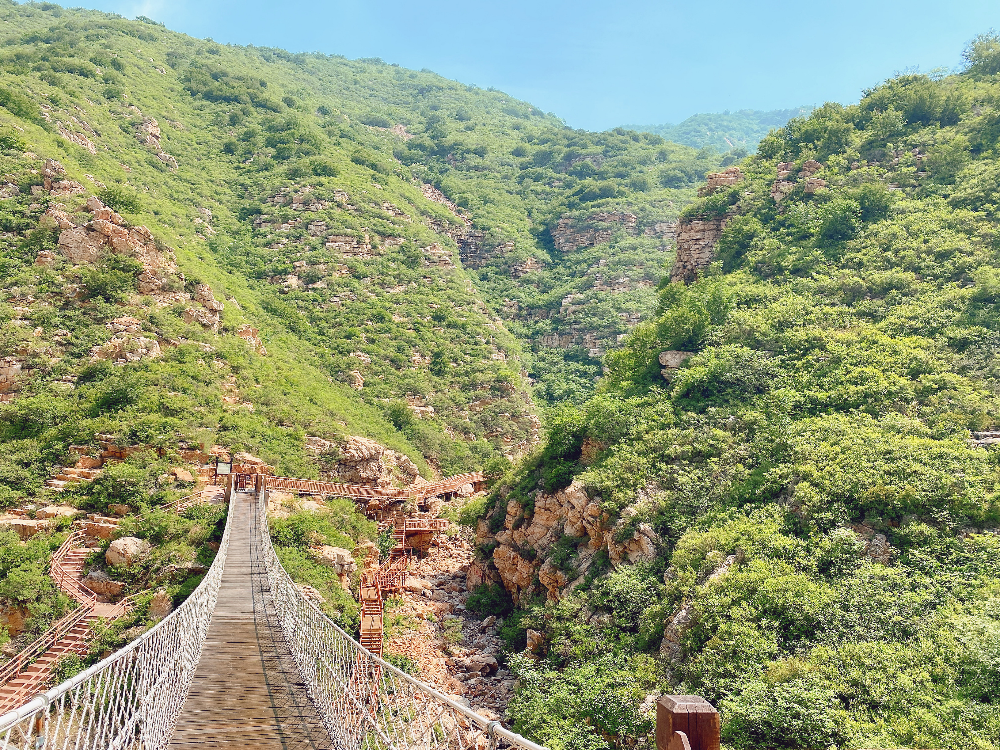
[98,185,143,214]
[721,678,842,750]
[466,583,514,617]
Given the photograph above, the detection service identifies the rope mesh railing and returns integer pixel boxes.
[0,484,236,750]
[255,486,546,750]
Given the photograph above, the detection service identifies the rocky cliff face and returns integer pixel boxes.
[307,434,421,488]
[669,215,730,283]
[670,167,743,284]
[472,481,660,604]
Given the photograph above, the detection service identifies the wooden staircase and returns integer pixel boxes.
[0,531,132,710]
[0,605,102,713]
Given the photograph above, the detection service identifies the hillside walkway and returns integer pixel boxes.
[168,490,332,749]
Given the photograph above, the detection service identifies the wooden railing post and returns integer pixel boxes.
[656,695,720,750]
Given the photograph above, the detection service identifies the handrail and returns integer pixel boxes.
[49,531,98,606]
[0,606,93,687]
[159,485,218,514]
[264,471,484,502]
[0,483,236,748]
[256,485,546,750]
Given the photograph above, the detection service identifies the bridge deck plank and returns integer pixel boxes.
[168,492,332,749]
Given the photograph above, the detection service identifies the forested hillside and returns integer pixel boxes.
[0,0,714,505]
[472,34,1000,750]
[627,107,813,153]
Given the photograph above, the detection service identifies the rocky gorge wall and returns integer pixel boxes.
[469,480,660,605]
[669,166,743,284]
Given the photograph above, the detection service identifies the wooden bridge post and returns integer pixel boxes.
[656,695,719,750]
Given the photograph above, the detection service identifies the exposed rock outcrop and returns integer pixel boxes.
[0,605,30,637]
[669,214,731,284]
[0,358,23,395]
[314,546,358,589]
[236,325,267,355]
[550,211,638,253]
[484,480,661,604]
[698,166,743,196]
[659,350,695,380]
[55,196,182,296]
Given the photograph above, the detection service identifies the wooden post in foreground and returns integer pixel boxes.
[656,695,720,750]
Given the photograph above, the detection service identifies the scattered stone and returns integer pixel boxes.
[526,629,544,653]
[35,505,78,520]
[82,570,125,598]
[148,589,173,620]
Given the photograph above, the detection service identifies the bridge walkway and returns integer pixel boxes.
[168,490,332,749]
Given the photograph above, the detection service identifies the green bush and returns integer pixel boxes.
[98,185,143,214]
[466,583,514,617]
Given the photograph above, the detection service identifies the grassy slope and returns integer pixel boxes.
[482,43,1000,750]
[0,2,725,484]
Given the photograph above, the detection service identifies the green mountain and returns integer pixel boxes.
[0,3,717,653]
[626,107,814,153]
[9,3,1000,750]
[474,33,1000,750]
[0,0,719,491]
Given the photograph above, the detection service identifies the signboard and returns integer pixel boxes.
[215,459,232,476]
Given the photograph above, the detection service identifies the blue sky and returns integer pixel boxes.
[65,0,999,131]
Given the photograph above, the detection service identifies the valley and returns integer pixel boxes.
[0,3,1000,749]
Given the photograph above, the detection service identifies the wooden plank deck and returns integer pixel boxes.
[169,492,332,749]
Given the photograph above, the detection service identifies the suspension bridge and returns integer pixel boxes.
[0,472,545,750]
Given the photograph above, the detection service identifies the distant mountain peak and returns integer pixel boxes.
[623,106,814,152]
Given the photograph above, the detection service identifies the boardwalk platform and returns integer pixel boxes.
[169,491,332,749]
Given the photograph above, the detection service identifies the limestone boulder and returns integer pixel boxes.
[0,518,51,540]
[82,520,117,541]
[171,467,195,483]
[148,590,173,621]
[82,570,125,598]
[314,546,357,574]
[106,537,151,568]
[0,605,30,637]
[659,351,695,381]
[315,545,357,590]
[35,505,78,520]
[526,629,544,654]
[459,654,498,675]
